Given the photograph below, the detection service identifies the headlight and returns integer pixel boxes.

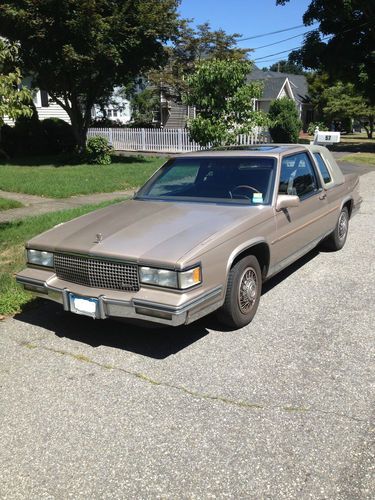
[139,267,178,288]
[139,265,201,289]
[27,249,54,268]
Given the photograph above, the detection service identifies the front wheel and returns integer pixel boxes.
[321,206,349,251]
[217,255,262,329]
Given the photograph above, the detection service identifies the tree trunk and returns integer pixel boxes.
[364,115,374,139]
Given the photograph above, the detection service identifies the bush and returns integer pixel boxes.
[41,118,76,153]
[268,98,302,143]
[307,121,326,136]
[85,136,113,165]
[1,115,47,156]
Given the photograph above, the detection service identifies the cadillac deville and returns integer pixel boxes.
[17,145,361,329]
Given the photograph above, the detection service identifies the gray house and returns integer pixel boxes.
[160,67,312,130]
[247,68,313,129]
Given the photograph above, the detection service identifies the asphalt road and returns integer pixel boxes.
[1,166,374,499]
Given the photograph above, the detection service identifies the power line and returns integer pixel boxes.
[251,30,315,51]
[238,24,316,42]
[253,35,331,62]
[253,20,369,62]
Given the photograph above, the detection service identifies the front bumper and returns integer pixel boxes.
[16,269,223,327]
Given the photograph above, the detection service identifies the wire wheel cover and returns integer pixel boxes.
[238,267,258,314]
[338,212,348,240]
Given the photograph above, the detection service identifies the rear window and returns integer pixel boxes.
[314,153,332,184]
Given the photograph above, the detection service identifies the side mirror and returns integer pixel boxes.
[276,194,300,211]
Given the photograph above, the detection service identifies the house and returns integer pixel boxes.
[246,67,313,129]
[159,67,313,130]
[91,87,131,124]
[4,83,131,126]
[3,87,71,125]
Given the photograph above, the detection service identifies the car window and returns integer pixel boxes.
[313,153,332,183]
[136,157,277,205]
[146,162,200,197]
[278,153,319,198]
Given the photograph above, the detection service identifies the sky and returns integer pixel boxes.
[178,0,314,68]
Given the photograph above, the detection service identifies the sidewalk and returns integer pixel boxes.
[0,189,134,223]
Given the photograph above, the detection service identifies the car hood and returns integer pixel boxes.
[27,199,271,267]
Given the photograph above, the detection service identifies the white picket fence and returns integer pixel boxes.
[87,127,271,153]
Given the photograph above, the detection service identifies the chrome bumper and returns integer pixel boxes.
[16,275,223,327]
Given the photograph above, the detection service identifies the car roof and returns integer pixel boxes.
[178,144,307,158]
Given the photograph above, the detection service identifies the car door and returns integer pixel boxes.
[271,152,329,273]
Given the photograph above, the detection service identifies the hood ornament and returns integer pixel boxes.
[95,233,103,244]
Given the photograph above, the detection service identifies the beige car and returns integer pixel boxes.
[17,144,361,329]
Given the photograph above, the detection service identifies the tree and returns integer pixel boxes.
[0,0,180,151]
[268,97,302,143]
[0,39,32,126]
[306,71,331,123]
[148,21,250,101]
[130,88,160,126]
[322,82,374,138]
[185,59,266,147]
[268,59,305,75]
[276,0,375,105]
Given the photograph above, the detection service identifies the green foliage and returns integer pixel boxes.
[41,118,76,154]
[0,0,180,150]
[130,89,160,127]
[148,21,250,100]
[322,82,374,138]
[268,59,305,75]
[85,136,113,165]
[268,98,302,143]
[307,121,326,136]
[1,116,77,157]
[0,39,33,126]
[1,114,46,157]
[276,0,375,106]
[186,59,267,147]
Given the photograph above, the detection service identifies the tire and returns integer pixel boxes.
[321,206,349,251]
[217,255,262,329]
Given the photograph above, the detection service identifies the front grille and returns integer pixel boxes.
[54,253,139,292]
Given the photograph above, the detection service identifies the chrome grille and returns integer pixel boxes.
[54,253,139,292]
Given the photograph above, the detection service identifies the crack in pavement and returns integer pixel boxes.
[17,340,370,424]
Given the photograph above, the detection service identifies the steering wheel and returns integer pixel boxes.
[229,185,260,200]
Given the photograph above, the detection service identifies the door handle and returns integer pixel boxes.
[319,193,327,200]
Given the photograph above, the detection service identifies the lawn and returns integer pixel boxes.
[0,199,125,316]
[341,153,375,167]
[0,198,23,211]
[0,154,165,198]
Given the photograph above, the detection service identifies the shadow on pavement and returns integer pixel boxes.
[14,248,321,358]
[14,301,211,359]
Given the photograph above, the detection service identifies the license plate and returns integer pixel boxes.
[69,294,98,318]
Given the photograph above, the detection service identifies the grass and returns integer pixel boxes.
[0,154,165,198]
[0,199,125,316]
[340,153,375,166]
[0,198,23,211]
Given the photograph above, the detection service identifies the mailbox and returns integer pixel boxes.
[313,131,341,145]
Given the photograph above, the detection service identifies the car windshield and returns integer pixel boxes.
[135,156,276,205]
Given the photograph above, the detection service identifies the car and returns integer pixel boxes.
[16,144,362,329]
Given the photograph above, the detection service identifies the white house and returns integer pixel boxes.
[3,87,71,125]
[91,87,131,124]
[4,86,131,125]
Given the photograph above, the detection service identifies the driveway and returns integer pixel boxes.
[0,169,374,499]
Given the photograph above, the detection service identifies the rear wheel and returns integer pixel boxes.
[321,206,349,251]
[217,255,262,329]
